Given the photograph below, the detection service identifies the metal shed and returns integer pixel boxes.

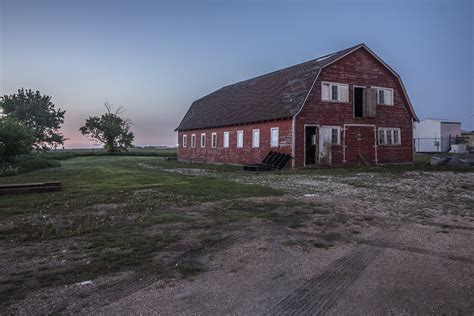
[414,118,462,152]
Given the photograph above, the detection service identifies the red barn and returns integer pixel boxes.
[176,44,418,167]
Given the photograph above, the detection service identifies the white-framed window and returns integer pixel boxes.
[236,130,244,148]
[211,132,217,148]
[378,128,401,145]
[252,129,260,148]
[200,133,206,148]
[373,87,394,105]
[322,81,349,102]
[330,127,341,145]
[270,127,279,147]
[191,134,196,148]
[223,131,230,148]
[182,134,187,148]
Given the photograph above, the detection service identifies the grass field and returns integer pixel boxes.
[0,156,279,307]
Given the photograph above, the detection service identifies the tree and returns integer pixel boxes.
[79,102,134,152]
[0,117,35,162]
[0,88,66,149]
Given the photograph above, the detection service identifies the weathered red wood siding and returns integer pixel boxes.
[177,119,293,165]
[294,47,414,167]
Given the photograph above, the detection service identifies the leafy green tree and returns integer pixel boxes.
[0,117,35,162]
[80,102,134,152]
[0,88,66,149]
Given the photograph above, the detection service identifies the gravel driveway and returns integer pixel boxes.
[93,171,474,315]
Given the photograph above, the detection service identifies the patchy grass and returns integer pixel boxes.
[276,153,474,177]
[0,158,61,177]
[0,156,280,308]
[176,259,205,277]
[282,238,335,251]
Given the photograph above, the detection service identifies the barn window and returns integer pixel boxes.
[200,133,206,148]
[191,134,196,148]
[182,135,187,147]
[331,128,340,145]
[211,132,217,148]
[378,90,384,104]
[378,128,401,145]
[270,127,279,147]
[378,129,385,145]
[252,129,260,148]
[237,130,244,148]
[322,82,349,102]
[331,85,338,101]
[393,129,400,145]
[223,132,230,148]
[373,87,393,105]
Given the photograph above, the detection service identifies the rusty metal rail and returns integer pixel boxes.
[0,182,62,195]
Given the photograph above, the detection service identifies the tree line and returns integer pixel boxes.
[0,88,135,162]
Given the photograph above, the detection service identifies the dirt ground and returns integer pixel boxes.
[5,169,474,314]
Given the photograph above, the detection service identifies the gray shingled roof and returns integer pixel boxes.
[176,45,362,131]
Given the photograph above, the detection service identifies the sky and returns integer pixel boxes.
[1,0,473,148]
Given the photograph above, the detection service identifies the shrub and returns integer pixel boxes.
[17,158,60,172]
[0,158,60,177]
[0,117,35,162]
[0,164,20,177]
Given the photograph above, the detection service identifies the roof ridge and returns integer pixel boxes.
[216,43,364,92]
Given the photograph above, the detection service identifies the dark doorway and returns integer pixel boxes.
[354,87,364,118]
[305,126,317,165]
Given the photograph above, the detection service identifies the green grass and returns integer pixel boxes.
[1,147,179,177]
[32,147,178,160]
[0,156,280,307]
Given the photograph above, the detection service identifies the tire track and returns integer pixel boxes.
[38,232,246,315]
[271,246,383,315]
[354,238,474,264]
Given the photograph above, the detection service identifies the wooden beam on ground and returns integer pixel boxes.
[0,182,62,195]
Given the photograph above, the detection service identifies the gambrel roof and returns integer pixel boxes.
[176,44,417,131]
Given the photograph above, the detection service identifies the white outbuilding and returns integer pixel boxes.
[413,119,462,152]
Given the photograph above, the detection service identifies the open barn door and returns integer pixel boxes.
[363,88,377,118]
[305,126,318,165]
[318,127,332,166]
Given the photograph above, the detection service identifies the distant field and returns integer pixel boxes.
[39,147,178,159]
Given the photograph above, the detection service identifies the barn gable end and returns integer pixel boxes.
[294,46,416,167]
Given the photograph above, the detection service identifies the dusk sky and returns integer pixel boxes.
[1,0,473,148]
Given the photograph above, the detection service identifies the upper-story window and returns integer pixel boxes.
[191,134,196,148]
[322,81,349,102]
[373,87,394,105]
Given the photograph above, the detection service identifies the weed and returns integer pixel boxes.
[176,259,205,277]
